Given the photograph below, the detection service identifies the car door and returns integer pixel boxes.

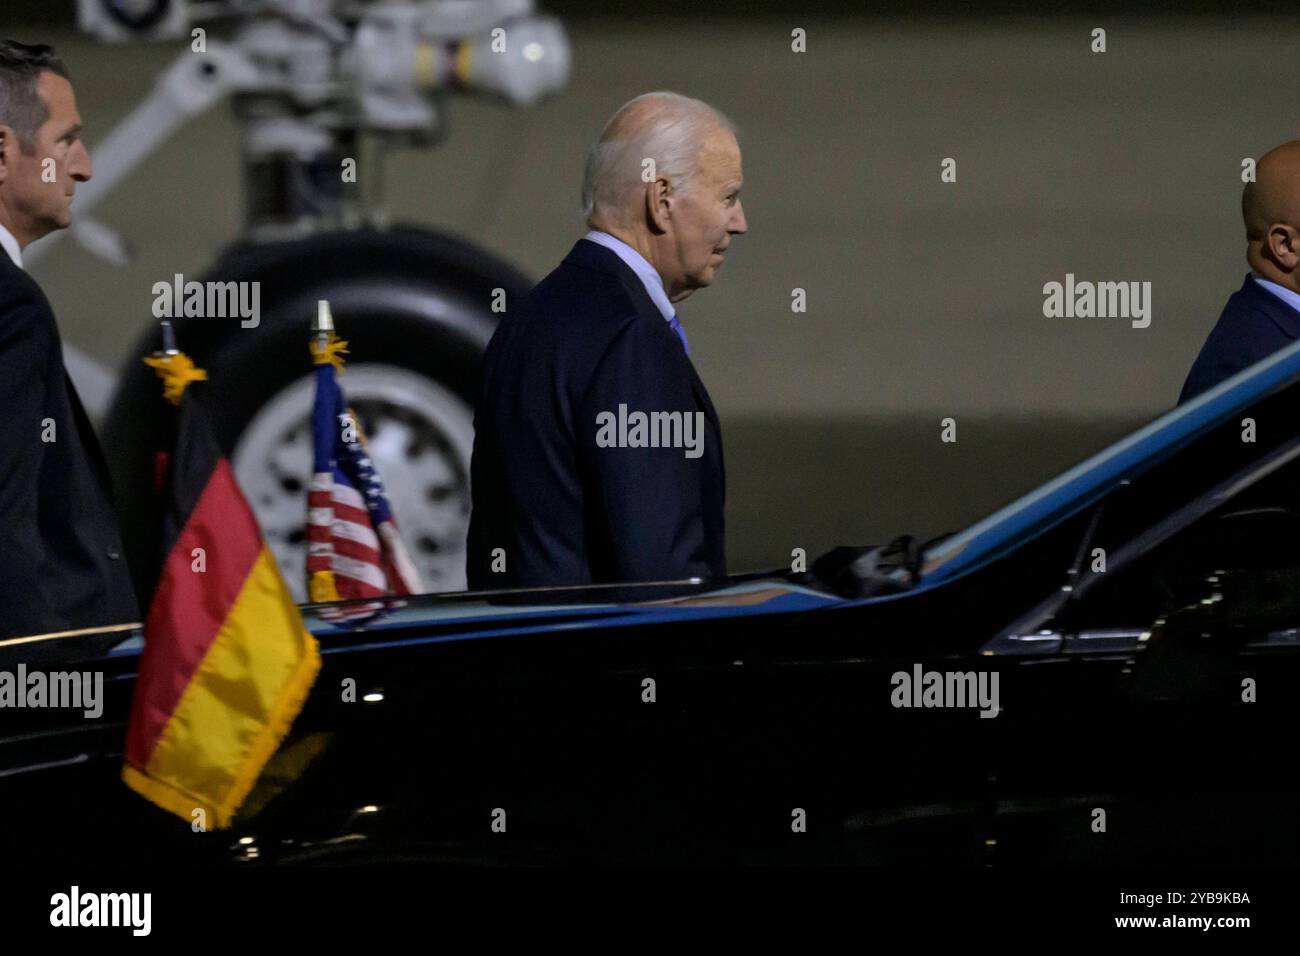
[980,450,1300,864]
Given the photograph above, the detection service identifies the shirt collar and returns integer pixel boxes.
[582,229,675,323]
[1252,273,1300,317]
[0,223,22,270]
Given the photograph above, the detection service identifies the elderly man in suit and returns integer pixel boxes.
[1180,140,1300,404]
[0,40,139,636]
[467,91,748,588]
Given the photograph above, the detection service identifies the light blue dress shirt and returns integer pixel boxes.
[1252,273,1300,316]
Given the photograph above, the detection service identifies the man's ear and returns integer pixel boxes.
[1267,223,1300,272]
[0,126,10,186]
[644,177,673,235]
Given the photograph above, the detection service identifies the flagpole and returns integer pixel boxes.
[158,317,178,356]
[312,299,334,351]
[144,318,206,405]
[307,298,344,606]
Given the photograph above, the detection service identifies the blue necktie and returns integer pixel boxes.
[668,313,690,356]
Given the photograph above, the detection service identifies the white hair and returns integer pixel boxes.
[581,91,736,228]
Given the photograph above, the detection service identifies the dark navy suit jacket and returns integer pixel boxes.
[1179,274,1300,404]
[466,237,726,589]
[0,252,139,637]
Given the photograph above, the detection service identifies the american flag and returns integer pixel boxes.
[306,338,424,620]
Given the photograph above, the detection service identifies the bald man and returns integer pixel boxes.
[1180,141,1300,403]
[466,91,747,588]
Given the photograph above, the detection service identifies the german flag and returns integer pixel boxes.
[122,349,320,829]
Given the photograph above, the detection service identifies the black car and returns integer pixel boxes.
[7,339,1300,866]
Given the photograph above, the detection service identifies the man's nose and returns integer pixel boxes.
[68,141,92,182]
[730,198,748,234]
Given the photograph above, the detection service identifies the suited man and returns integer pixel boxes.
[467,91,747,588]
[0,40,139,637]
[1180,141,1300,404]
